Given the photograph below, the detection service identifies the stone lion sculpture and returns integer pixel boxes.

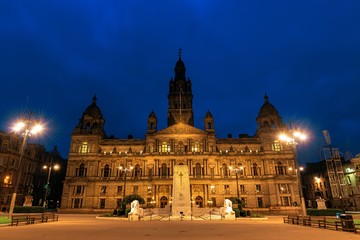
[224,199,235,215]
[129,200,140,215]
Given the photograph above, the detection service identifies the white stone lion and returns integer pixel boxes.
[129,200,140,215]
[224,199,235,215]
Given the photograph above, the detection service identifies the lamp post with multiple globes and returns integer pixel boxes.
[42,162,60,207]
[119,165,134,201]
[8,113,44,218]
[279,129,307,216]
[229,166,243,199]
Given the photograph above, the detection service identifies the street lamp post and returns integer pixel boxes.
[42,161,60,208]
[8,114,44,218]
[279,129,307,216]
[119,165,134,202]
[229,166,243,199]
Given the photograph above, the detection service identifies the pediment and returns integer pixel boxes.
[70,176,90,183]
[155,122,207,136]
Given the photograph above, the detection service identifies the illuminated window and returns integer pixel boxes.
[79,142,90,154]
[210,185,216,194]
[192,142,201,152]
[159,142,170,152]
[272,140,282,152]
[279,184,289,194]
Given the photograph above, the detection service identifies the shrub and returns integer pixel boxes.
[246,210,251,216]
[14,206,44,213]
[124,208,131,217]
[240,210,247,217]
[117,209,125,216]
[307,209,342,216]
[233,208,240,218]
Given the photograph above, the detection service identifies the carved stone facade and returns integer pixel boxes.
[61,54,301,214]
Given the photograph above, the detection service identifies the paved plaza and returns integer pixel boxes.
[1,214,360,240]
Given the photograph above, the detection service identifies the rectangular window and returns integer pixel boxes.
[147,186,152,194]
[100,199,106,209]
[257,197,263,207]
[256,184,261,193]
[210,185,216,194]
[117,186,123,194]
[240,185,245,193]
[281,196,291,206]
[72,198,83,208]
[279,184,289,194]
[101,186,107,194]
[75,186,84,195]
[272,141,282,152]
[224,185,230,194]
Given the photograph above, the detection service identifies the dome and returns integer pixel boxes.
[148,111,157,118]
[205,110,213,118]
[258,95,279,117]
[84,95,103,118]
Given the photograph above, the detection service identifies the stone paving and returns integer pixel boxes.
[1,214,360,240]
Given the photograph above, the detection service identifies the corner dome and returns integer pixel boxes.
[258,94,279,117]
[205,110,213,118]
[84,95,103,118]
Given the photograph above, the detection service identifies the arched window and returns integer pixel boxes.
[134,164,142,179]
[276,161,286,175]
[161,163,168,178]
[78,163,86,177]
[222,163,228,178]
[195,163,202,178]
[79,142,89,154]
[253,163,260,176]
[103,164,110,178]
[207,122,211,129]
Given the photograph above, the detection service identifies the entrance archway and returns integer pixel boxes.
[195,196,203,208]
[160,196,168,208]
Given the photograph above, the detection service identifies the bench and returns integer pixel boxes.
[298,216,311,226]
[42,212,59,222]
[324,219,342,231]
[28,214,44,224]
[283,215,298,224]
[305,216,326,228]
[11,214,30,226]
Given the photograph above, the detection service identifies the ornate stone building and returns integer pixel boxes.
[61,54,301,214]
[0,131,65,210]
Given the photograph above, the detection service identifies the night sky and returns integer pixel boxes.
[1,1,360,165]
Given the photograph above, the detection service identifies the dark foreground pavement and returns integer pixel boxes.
[1,214,360,240]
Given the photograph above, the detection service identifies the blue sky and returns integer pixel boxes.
[1,1,360,164]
